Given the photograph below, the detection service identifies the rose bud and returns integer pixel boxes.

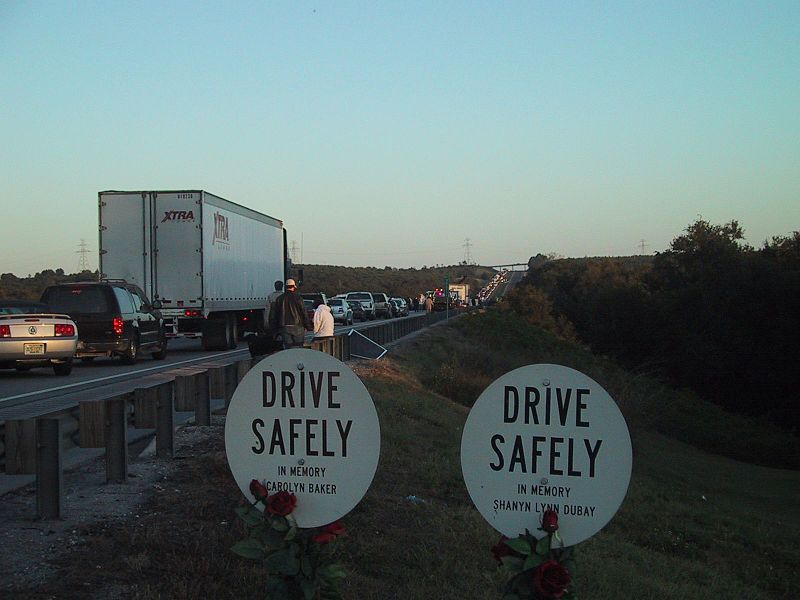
[266,490,297,516]
[532,559,571,599]
[249,479,269,500]
[491,536,513,564]
[321,521,346,537]
[313,532,338,545]
[541,509,559,533]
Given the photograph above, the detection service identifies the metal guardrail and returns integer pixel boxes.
[0,308,463,517]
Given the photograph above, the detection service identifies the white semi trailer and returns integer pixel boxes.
[98,190,287,350]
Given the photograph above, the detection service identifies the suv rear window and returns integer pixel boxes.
[348,293,371,301]
[42,286,112,314]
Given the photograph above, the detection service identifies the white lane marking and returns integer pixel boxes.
[0,349,246,403]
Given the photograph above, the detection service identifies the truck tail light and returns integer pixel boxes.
[113,317,124,335]
[54,324,75,337]
[0,325,10,338]
[184,309,202,318]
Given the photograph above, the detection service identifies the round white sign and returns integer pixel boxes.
[226,348,381,528]
[461,364,632,546]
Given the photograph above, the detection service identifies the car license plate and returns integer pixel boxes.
[24,343,46,356]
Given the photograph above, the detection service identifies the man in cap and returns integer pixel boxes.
[268,278,312,348]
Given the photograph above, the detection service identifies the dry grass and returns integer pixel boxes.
[4,312,799,599]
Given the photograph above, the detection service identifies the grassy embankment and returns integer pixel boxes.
[12,310,799,599]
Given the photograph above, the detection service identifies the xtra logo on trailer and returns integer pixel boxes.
[212,211,230,247]
[161,210,195,222]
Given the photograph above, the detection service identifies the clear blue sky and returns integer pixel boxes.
[2,1,798,275]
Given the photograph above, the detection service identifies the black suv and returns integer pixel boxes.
[40,280,167,363]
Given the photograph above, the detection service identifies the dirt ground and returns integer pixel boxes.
[0,417,227,598]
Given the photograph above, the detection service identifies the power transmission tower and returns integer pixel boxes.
[290,240,300,263]
[463,237,474,265]
[76,239,91,271]
[638,239,649,254]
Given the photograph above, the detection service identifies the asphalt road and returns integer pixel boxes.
[0,314,406,405]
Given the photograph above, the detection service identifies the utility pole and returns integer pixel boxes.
[76,239,91,271]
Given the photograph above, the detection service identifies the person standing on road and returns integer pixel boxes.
[268,278,312,348]
[313,300,335,340]
[266,280,283,326]
[424,294,433,313]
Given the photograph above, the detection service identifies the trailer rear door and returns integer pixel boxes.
[153,191,203,310]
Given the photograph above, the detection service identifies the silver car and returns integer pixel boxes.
[0,301,78,375]
[327,298,353,325]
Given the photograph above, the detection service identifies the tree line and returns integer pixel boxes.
[508,220,800,432]
[0,265,495,306]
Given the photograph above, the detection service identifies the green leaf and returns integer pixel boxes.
[301,554,313,577]
[535,535,551,556]
[523,552,544,570]
[272,517,290,532]
[499,555,524,572]
[301,578,316,600]
[265,548,298,575]
[505,537,532,555]
[230,539,266,560]
[319,564,347,580]
[235,506,263,527]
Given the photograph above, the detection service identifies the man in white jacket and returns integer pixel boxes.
[313,301,334,339]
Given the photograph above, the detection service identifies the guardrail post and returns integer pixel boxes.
[236,358,251,383]
[36,418,62,520]
[209,366,226,402]
[105,397,128,483]
[174,372,196,411]
[225,363,239,405]
[195,371,211,426]
[156,382,174,458]
[5,419,37,474]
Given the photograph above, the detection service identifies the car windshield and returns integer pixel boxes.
[347,301,361,308]
[303,299,314,308]
[330,299,344,307]
[0,302,47,315]
[349,293,371,301]
[43,287,111,314]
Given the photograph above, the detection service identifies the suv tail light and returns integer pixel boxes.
[113,316,124,335]
[0,325,10,338]
[54,324,75,337]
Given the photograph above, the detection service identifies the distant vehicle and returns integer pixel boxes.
[303,299,316,323]
[41,280,167,364]
[391,297,409,317]
[344,292,375,320]
[347,300,367,322]
[327,298,353,325]
[98,190,288,350]
[0,300,78,376]
[370,292,391,319]
[300,292,329,308]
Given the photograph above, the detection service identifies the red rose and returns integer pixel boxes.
[266,490,297,516]
[541,509,559,533]
[313,532,338,545]
[491,536,513,564]
[321,521,346,536]
[249,479,269,500]
[532,559,571,599]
